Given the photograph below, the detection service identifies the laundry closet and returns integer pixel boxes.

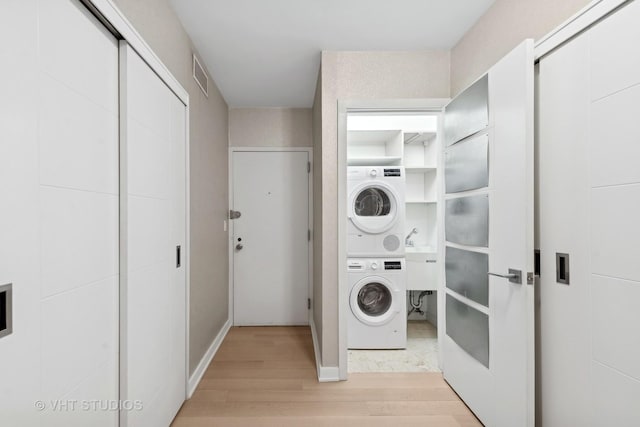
[345,112,442,372]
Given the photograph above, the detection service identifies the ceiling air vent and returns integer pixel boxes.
[192,54,208,97]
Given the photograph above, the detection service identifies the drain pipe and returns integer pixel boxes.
[407,290,432,317]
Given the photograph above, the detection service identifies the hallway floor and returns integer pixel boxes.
[172,326,481,427]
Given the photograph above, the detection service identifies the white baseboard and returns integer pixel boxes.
[309,317,340,382]
[187,319,231,398]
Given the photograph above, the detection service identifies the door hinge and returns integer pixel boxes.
[176,245,181,268]
[527,272,534,285]
[307,162,311,173]
[229,209,241,220]
[308,229,311,241]
[307,298,311,310]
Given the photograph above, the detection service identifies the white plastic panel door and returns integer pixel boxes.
[232,151,310,326]
[443,40,535,427]
[120,43,187,427]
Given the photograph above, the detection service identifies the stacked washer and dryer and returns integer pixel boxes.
[347,166,407,349]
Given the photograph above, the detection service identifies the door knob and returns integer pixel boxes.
[488,268,522,284]
[235,243,243,250]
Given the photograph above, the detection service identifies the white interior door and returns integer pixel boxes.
[0,1,119,425]
[442,40,535,426]
[232,150,310,326]
[538,2,640,424]
[120,42,187,427]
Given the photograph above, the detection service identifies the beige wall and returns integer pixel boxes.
[229,108,312,147]
[450,0,591,96]
[316,50,450,366]
[113,0,229,376]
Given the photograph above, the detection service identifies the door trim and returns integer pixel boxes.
[534,0,631,61]
[228,147,314,328]
[337,99,449,381]
[83,0,189,104]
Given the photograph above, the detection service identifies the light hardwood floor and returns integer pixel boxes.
[172,326,482,427]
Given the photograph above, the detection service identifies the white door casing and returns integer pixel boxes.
[120,42,187,427]
[231,150,310,326]
[442,40,535,427]
[336,100,449,381]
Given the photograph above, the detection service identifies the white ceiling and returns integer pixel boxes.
[169,0,495,108]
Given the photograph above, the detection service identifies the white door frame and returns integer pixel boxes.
[228,147,314,327]
[337,99,449,380]
[534,0,630,60]
[80,0,191,399]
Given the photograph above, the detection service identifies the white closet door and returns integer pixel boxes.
[119,43,187,427]
[0,0,119,426]
[538,2,640,424]
[442,40,535,427]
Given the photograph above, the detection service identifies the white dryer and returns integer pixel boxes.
[347,166,405,257]
[348,258,407,349]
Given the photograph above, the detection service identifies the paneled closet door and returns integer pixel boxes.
[0,1,119,426]
[119,42,187,427]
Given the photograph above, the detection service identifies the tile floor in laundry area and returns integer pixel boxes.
[348,321,439,373]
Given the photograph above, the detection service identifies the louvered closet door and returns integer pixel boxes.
[119,42,187,427]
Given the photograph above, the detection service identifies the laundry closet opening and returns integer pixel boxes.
[341,106,445,374]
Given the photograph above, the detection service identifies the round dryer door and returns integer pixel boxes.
[349,182,399,234]
[350,277,398,326]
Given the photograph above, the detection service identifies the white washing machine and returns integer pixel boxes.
[348,258,407,349]
[347,166,406,257]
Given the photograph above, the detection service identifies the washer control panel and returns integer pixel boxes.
[347,259,405,272]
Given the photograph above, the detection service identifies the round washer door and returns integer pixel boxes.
[349,182,399,234]
[350,276,398,326]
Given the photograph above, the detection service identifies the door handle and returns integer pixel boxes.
[488,268,522,284]
[235,243,243,250]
